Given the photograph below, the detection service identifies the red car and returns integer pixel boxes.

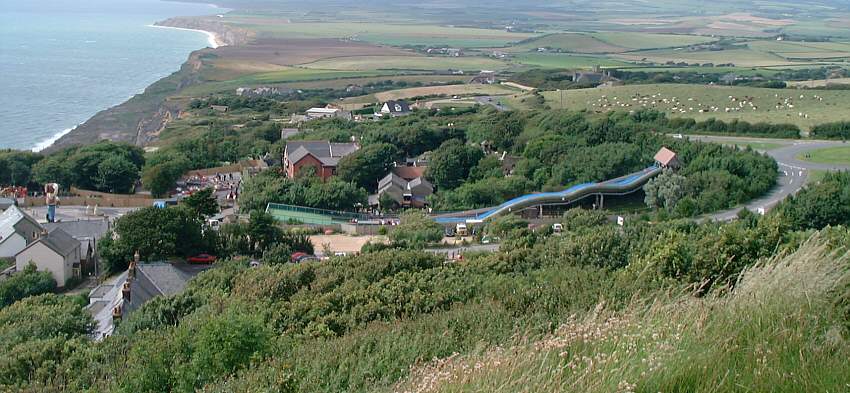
[187,254,217,264]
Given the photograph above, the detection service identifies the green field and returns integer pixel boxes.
[301,55,508,71]
[543,84,850,130]
[224,20,536,48]
[506,33,630,53]
[796,146,850,165]
[512,53,634,69]
[615,48,792,67]
[590,32,715,50]
[181,68,394,96]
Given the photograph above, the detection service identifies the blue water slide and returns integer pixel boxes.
[433,166,661,224]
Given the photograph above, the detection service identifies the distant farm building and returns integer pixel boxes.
[654,147,681,169]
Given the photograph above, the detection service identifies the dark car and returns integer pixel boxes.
[187,254,217,264]
[444,228,456,237]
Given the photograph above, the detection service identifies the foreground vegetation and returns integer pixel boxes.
[1,170,849,392]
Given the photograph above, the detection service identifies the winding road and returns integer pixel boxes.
[685,135,850,221]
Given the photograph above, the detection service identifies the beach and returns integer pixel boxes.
[147,24,223,48]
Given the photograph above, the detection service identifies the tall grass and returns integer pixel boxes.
[393,232,850,393]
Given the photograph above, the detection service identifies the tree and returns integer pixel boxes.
[247,211,284,257]
[390,211,443,247]
[336,143,401,190]
[0,265,56,308]
[644,169,687,210]
[182,188,219,217]
[142,157,191,198]
[426,139,485,189]
[102,206,212,269]
[95,156,139,194]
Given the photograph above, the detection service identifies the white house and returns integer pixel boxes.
[15,228,81,287]
[0,205,42,258]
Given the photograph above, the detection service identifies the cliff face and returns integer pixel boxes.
[45,51,208,153]
[44,17,249,153]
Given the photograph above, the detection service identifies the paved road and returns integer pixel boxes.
[24,205,139,224]
[685,135,850,221]
[475,96,508,111]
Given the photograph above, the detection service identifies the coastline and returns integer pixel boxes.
[27,22,224,153]
[147,24,223,48]
[32,125,78,152]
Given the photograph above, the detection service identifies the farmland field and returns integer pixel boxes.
[590,32,716,50]
[512,53,634,69]
[300,55,508,71]
[543,84,850,130]
[221,20,536,47]
[180,67,394,96]
[372,84,517,101]
[614,48,793,67]
[505,33,629,53]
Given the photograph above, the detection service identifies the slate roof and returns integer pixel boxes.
[0,198,14,210]
[285,141,360,166]
[44,219,109,241]
[125,262,211,313]
[19,227,80,257]
[0,206,41,246]
[383,100,411,114]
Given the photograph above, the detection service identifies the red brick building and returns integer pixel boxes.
[283,141,360,180]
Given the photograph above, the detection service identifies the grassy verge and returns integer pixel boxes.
[796,146,850,165]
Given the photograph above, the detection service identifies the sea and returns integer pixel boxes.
[0,0,222,151]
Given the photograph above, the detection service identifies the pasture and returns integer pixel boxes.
[543,84,850,130]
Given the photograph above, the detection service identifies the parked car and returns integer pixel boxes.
[444,227,456,237]
[187,254,217,264]
[290,252,318,263]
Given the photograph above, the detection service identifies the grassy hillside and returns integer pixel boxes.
[394,233,850,393]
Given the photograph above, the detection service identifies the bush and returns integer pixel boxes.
[0,265,56,308]
[390,211,444,247]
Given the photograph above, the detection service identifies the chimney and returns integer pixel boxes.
[128,260,136,280]
[134,250,140,264]
[112,305,122,322]
[121,282,131,303]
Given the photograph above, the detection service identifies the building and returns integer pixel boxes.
[0,197,14,211]
[654,147,681,169]
[392,165,427,181]
[44,218,109,278]
[470,70,497,84]
[0,205,42,258]
[305,107,351,120]
[87,259,211,340]
[379,100,411,117]
[283,140,360,180]
[573,66,621,85]
[371,173,434,208]
[15,227,81,287]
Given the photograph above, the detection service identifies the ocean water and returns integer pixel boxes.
[0,0,221,151]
